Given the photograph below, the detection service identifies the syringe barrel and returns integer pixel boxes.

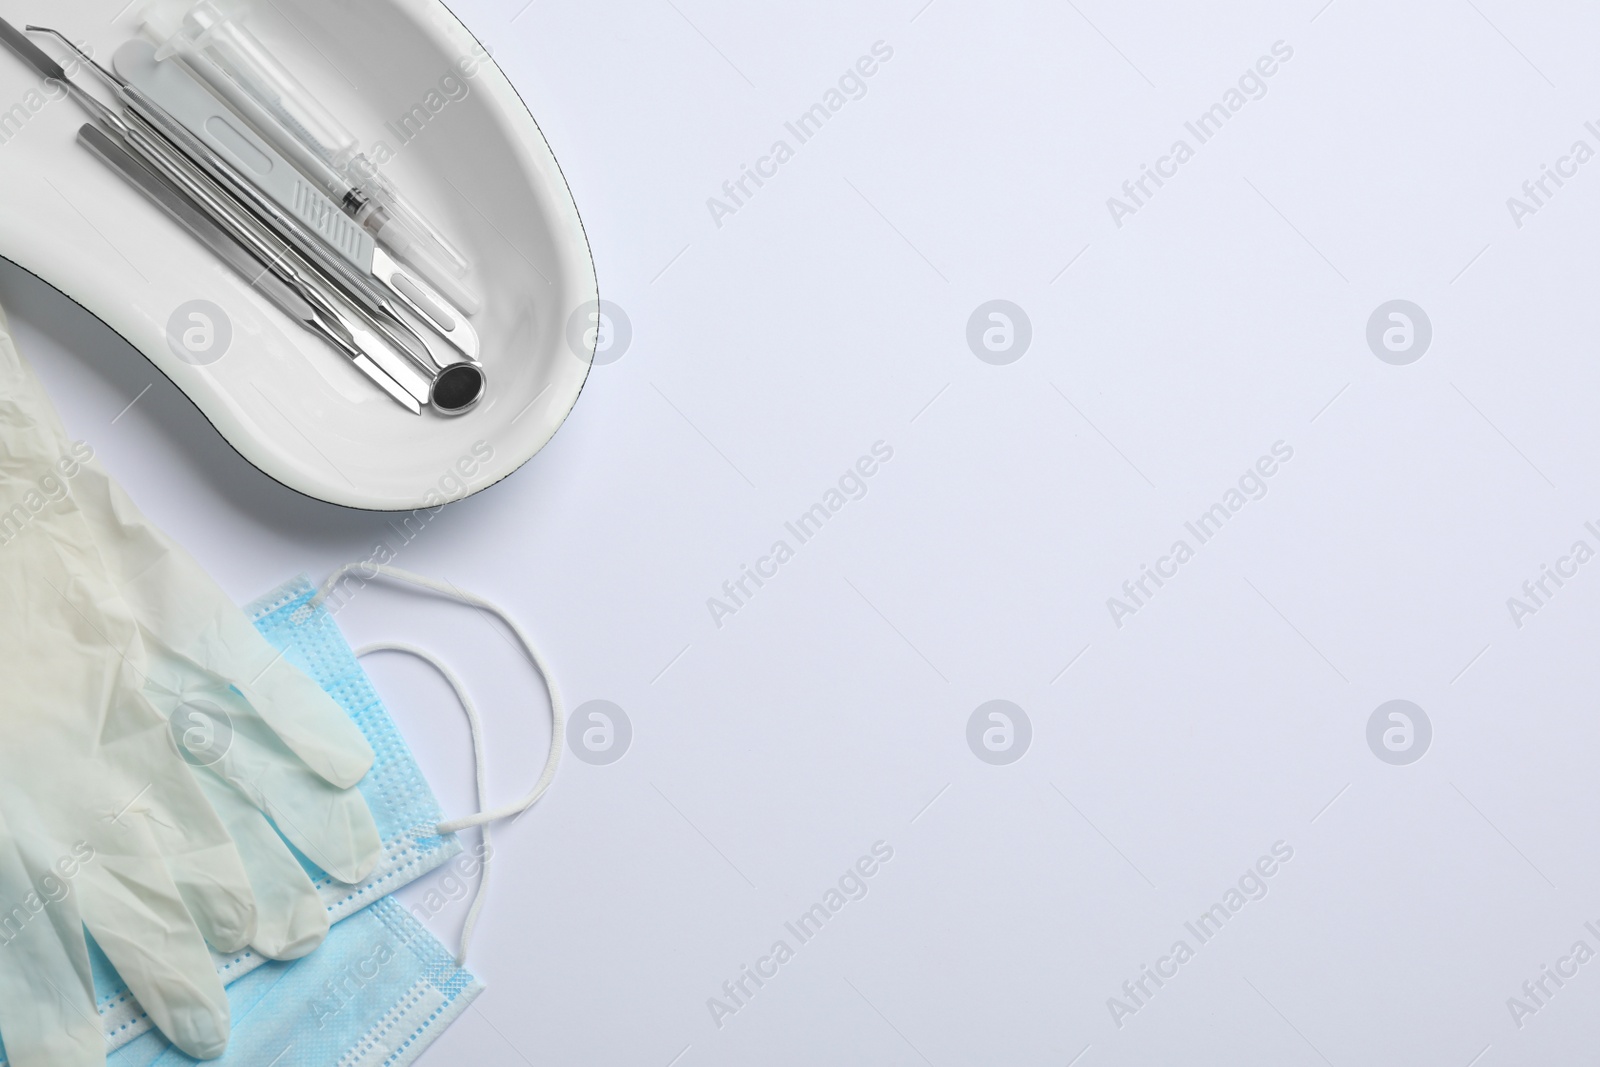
[151,1,357,164]
[143,0,479,300]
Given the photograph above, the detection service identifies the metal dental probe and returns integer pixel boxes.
[78,124,428,415]
[0,18,429,413]
[24,26,484,414]
[30,29,483,375]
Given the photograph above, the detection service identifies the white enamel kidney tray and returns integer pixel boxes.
[0,0,596,510]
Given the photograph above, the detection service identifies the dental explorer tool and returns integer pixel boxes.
[0,17,430,413]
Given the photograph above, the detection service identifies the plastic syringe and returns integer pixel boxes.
[141,0,482,314]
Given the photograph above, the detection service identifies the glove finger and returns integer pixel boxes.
[217,589,375,793]
[194,772,330,960]
[77,840,232,1061]
[232,659,374,790]
[0,829,104,1067]
[259,779,382,888]
[70,463,375,787]
[139,728,260,955]
[208,694,382,885]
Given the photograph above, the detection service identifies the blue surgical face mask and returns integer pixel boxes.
[0,567,561,1067]
[0,568,546,1067]
[85,574,473,1060]
[109,896,480,1067]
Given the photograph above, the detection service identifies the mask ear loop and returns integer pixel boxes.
[313,564,565,964]
[354,642,494,964]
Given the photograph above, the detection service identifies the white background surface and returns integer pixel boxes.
[7,0,1600,1063]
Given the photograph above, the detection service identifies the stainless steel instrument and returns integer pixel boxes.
[0,17,485,416]
[79,122,433,414]
[111,38,481,367]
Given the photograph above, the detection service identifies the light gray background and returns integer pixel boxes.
[4,0,1598,1063]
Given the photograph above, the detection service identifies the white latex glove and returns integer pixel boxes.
[0,308,379,1066]
[66,429,382,960]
